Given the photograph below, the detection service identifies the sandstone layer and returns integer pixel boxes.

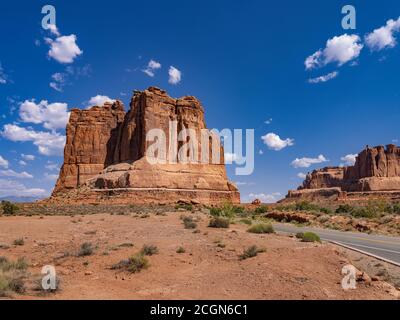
[286,145,400,202]
[51,87,239,205]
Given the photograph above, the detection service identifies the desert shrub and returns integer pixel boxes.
[275,204,296,212]
[239,218,252,225]
[208,217,230,228]
[239,245,266,260]
[320,207,333,215]
[175,203,193,211]
[128,254,149,273]
[209,203,238,218]
[140,244,159,256]
[391,203,400,214]
[335,204,354,214]
[210,207,223,217]
[232,206,244,214]
[182,216,197,229]
[112,253,149,273]
[77,242,94,257]
[1,201,19,215]
[350,207,377,218]
[176,247,185,253]
[296,232,321,243]
[254,205,269,214]
[295,201,320,212]
[247,223,274,234]
[13,238,24,246]
[0,257,28,296]
[317,215,330,223]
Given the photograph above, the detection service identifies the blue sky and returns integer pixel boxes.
[1,0,400,201]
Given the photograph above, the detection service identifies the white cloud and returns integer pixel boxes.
[19,160,27,166]
[168,66,182,84]
[19,100,70,130]
[0,169,33,179]
[142,59,161,77]
[261,133,294,151]
[305,34,363,69]
[46,34,83,64]
[308,71,338,84]
[340,154,357,166]
[45,162,59,171]
[264,118,273,124]
[248,192,282,203]
[366,17,400,51]
[0,62,9,84]
[297,172,307,179]
[49,72,66,92]
[0,179,47,198]
[48,24,61,37]
[2,124,66,156]
[0,155,9,168]
[21,154,35,161]
[44,173,58,181]
[291,155,329,168]
[87,95,115,108]
[258,150,264,155]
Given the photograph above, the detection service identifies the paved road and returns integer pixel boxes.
[273,223,400,266]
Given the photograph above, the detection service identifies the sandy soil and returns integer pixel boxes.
[0,210,398,300]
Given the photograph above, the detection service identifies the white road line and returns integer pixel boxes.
[329,241,400,267]
[330,241,400,255]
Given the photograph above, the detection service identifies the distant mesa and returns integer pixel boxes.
[48,87,240,205]
[285,144,400,202]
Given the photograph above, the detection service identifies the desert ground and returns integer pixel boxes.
[0,205,398,300]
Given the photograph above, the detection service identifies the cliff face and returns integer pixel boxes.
[53,101,125,194]
[299,145,400,192]
[52,87,239,205]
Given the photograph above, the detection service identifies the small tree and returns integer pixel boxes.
[1,201,19,215]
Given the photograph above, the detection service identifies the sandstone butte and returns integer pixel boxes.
[285,144,400,202]
[48,87,240,205]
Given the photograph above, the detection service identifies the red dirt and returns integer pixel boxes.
[0,211,397,300]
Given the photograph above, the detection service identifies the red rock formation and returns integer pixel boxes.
[53,101,125,194]
[51,87,239,205]
[286,145,400,201]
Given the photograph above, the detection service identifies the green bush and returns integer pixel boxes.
[140,244,158,256]
[335,204,354,214]
[350,207,377,218]
[296,232,321,243]
[208,217,230,228]
[210,207,222,217]
[77,242,94,257]
[233,206,244,214]
[182,216,197,229]
[320,207,333,215]
[295,201,320,212]
[209,203,239,218]
[128,254,149,273]
[239,218,252,225]
[247,223,274,234]
[239,245,266,260]
[254,205,269,214]
[1,201,19,215]
[175,203,193,211]
[391,203,400,214]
